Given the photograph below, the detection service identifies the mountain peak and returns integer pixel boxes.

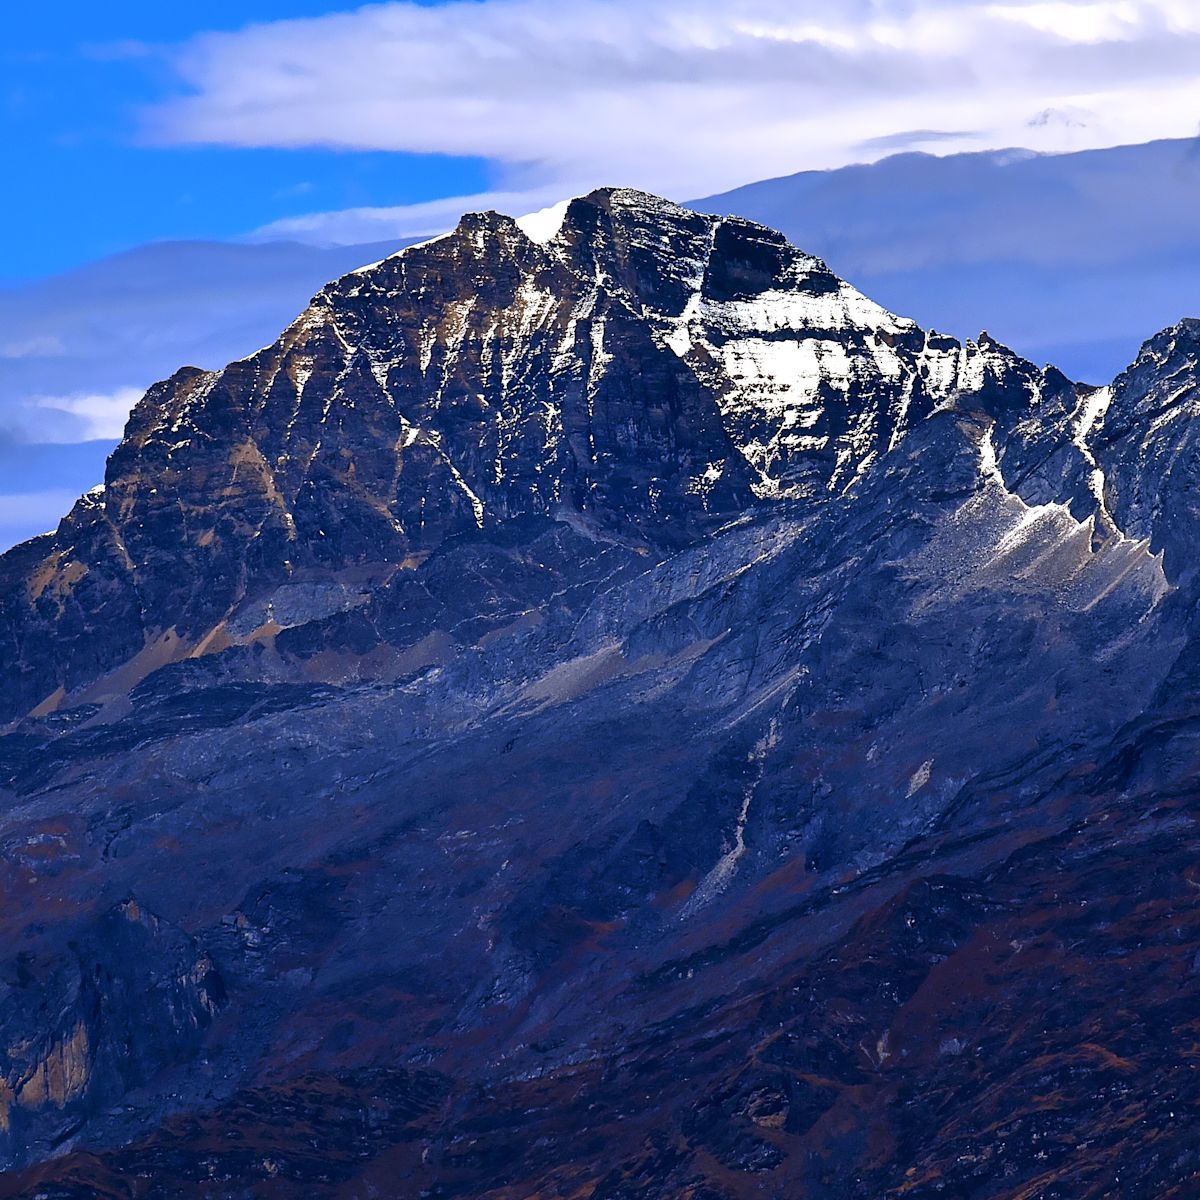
[0,190,1145,725]
[4,184,1200,1195]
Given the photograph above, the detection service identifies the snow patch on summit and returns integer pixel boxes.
[516,200,571,245]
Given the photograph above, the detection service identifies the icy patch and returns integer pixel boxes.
[1075,381,1108,444]
[977,424,1004,485]
[589,317,613,376]
[683,459,728,503]
[513,278,556,340]
[722,338,828,407]
[888,376,918,452]
[291,360,314,396]
[447,460,485,529]
[665,291,703,358]
[651,265,920,497]
[681,718,779,919]
[708,285,905,339]
[1073,386,1115,523]
[958,344,988,394]
[423,430,485,528]
[921,344,961,399]
[515,200,571,245]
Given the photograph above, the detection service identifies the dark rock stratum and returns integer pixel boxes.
[0,189,1199,1197]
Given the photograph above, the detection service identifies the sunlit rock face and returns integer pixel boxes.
[0,191,1198,1198]
[0,189,1079,724]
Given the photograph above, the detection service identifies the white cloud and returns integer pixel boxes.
[987,1,1149,42]
[142,0,1200,243]
[255,187,569,244]
[0,335,66,360]
[31,388,143,442]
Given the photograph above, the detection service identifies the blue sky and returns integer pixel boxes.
[2,2,483,280]
[7,1,1200,280]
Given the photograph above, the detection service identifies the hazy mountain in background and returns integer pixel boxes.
[1,137,1195,551]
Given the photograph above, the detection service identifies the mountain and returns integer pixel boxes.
[0,238,408,427]
[6,137,1199,556]
[0,238,406,550]
[695,137,1200,386]
[1,189,1199,1198]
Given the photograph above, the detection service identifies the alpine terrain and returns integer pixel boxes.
[1,188,1199,1198]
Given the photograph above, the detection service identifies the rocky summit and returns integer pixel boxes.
[0,188,1199,1198]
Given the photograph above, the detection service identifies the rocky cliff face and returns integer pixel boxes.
[0,191,1198,1198]
[0,189,1079,725]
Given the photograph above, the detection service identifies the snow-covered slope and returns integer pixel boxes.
[695,137,1200,386]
